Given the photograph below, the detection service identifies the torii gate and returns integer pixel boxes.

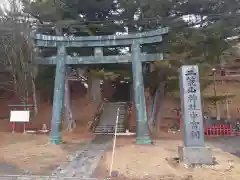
[32,27,168,144]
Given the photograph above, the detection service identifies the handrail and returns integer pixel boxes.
[123,102,132,130]
[89,101,105,131]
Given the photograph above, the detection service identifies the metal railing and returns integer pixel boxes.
[89,101,105,131]
[123,102,131,130]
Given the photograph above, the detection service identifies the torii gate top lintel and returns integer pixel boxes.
[32,27,169,47]
[33,27,168,64]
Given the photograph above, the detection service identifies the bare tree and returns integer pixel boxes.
[0,0,38,114]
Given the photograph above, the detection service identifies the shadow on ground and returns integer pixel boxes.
[206,136,240,158]
[0,163,25,175]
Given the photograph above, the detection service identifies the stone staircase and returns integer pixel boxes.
[94,102,127,134]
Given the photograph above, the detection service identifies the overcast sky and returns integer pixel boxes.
[0,0,201,31]
[0,0,10,11]
[0,0,23,13]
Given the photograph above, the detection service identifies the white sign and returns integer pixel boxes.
[10,110,30,122]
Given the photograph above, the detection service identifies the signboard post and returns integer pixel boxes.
[178,65,213,165]
[9,109,30,133]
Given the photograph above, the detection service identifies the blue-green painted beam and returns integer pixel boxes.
[50,45,66,144]
[131,42,152,145]
[32,28,168,47]
[34,36,163,47]
[36,53,164,64]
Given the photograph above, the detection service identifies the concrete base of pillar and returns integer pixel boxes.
[136,136,152,145]
[178,146,213,165]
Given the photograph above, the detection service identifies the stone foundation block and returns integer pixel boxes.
[178,146,213,165]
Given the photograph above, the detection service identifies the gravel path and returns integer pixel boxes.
[0,135,111,180]
[52,135,111,178]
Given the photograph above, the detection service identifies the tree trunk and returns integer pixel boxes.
[92,78,102,102]
[87,76,93,102]
[149,87,160,130]
[29,36,38,115]
[147,95,154,121]
[88,76,102,103]
[64,78,75,131]
[225,99,230,120]
[155,82,165,132]
[149,82,165,132]
[216,102,221,120]
[31,75,38,114]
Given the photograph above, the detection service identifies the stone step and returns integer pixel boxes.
[100,114,126,119]
[95,124,125,128]
[94,128,125,133]
[98,119,125,124]
[98,115,125,119]
[105,103,126,105]
[95,128,125,131]
[99,120,125,124]
[104,110,125,112]
[95,125,125,132]
[106,102,127,105]
[101,111,125,115]
[100,116,125,119]
[105,103,126,106]
[102,110,125,113]
[94,127,124,129]
[103,109,125,112]
[95,102,128,133]
[104,104,125,107]
[100,117,125,121]
[97,124,124,127]
[94,129,124,131]
[105,105,125,107]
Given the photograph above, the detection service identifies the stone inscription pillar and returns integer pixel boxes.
[131,42,152,144]
[178,65,213,165]
[50,45,66,144]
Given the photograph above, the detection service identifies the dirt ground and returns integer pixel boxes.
[0,94,97,175]
[95,132,240,180]
[0,129,94,175]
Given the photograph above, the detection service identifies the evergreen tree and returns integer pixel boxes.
[19,0,240,130]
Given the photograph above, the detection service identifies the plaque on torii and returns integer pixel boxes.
[32,27,168,144]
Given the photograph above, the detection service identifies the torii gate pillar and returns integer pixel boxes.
[132,42,151,144]
[50,45,66,144]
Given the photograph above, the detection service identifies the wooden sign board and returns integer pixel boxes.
[10,110,30,122]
